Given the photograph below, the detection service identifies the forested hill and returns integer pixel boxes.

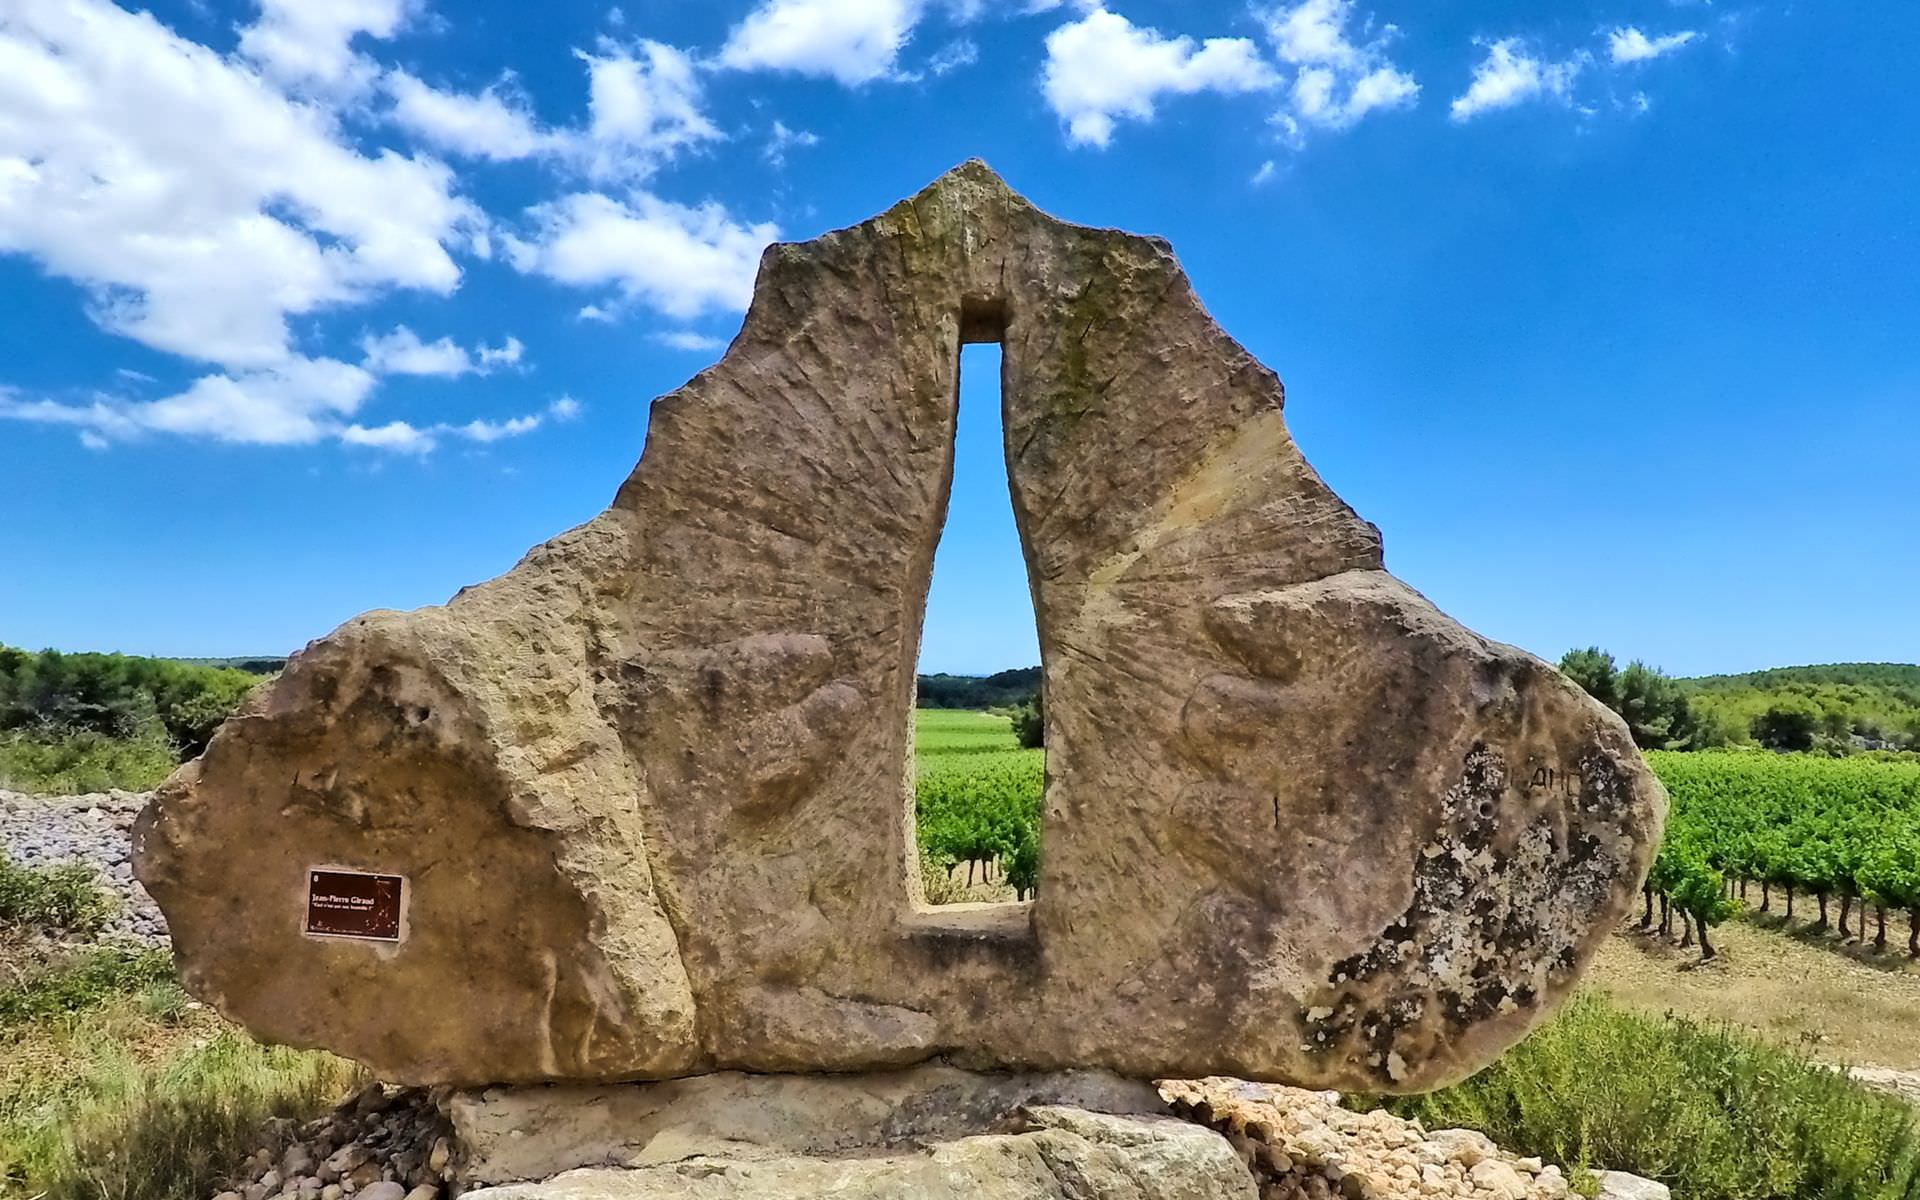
[916,667,1040,709]
[1682,663,1920,692]
[1678,662,1920,749]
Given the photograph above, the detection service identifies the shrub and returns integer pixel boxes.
[1010,692,1044,749]
[0,728,179,794]
[0,851,118,937]
[1367,994,1920,1200]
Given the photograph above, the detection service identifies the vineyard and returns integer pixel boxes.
[1646,751,1920,960]
[913,710,1042,900]
[914,711,1920,966]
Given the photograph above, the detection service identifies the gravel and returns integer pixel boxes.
[0,787,168,944]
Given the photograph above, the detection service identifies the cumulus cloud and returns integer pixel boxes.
[360,327,524,377]
[1608,27,1700,64]
[1264,0,1418,140]
[2,358,378,446]
[386,40,719,182]
[507,192,777,321]
[0,0,478,372]
[719,0,921,85]
[238,0,415,98]
[1041,9,1278,148]
[577,40,721,178]
[1449,38,1583,121]
[386,71,552,161]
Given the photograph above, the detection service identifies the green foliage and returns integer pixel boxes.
[1557,649,1695,749]
[914,710,1044,899]
[0,646,262,792]
[1684,663,1920,754]
[916,667,1040,710]
[1559,647,1620,710]
[1751,700,1820,752]
[0,851,118,938]
[0,947,175,1030]
[1371,994,1920,1200]
[1010,690,1044,749]
[3,1030,360,1200]
[1647,751,1920,952]
[0,728,179,794]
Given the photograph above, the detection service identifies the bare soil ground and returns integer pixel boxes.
[1586,911,1920,1070]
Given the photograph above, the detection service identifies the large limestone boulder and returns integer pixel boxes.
[134,160,1663,1090]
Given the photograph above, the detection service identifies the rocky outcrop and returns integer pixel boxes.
[135,160,1664,1089]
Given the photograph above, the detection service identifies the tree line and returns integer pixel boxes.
[0,646,262,763]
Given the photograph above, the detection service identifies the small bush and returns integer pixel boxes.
[7,1031,361,1200]
[1365,994,1920,1200]
[0,852,118,936]
[0,728,179,794]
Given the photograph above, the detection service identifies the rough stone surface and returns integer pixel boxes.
[459,1107,1255,1200]
[136,159,1664,1089]
[1162,1077,1585,1200]
[1594,1171,1672,1200]
[447,1065,1162,1186]
[1,788,167,943]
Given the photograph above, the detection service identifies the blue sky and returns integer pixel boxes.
[1,0,1914,677]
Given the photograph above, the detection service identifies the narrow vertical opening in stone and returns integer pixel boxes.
[911,330,1045,909]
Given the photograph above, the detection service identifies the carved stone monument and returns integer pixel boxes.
[135,161,1663,1098]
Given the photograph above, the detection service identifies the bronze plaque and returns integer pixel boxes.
[305,869,405,941]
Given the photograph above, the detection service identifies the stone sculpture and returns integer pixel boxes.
[135,161,1664,1092]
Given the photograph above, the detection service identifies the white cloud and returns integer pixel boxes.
[578,40,722,178]
[655,330,727,352]
[239,0,414,98]
[927,39,979,76]
[360,326,524,377]
[385,40,719,182]
[2,358,377,446]
[0,0,478,374]
[764,119,821,166]
[478,337,525,370]
[1263,1,1418,138]
[1250,159,1277,185]
[719,0,921,85]
[1449,38,1583,122]
[342,393,583,454]
[341,419,435,452]
[508,192,776,321]
[387,71,551,161]
[1041,9,1279,148]
[451,413,542,443]
[1608,27,1700,64]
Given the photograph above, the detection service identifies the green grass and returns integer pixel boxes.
[0,729,178,795]
[1366,993,1920,1200]
[0,947,177,1030]
[2,1022,360,1200]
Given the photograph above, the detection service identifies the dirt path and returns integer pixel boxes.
[1585,913,1920,1070]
